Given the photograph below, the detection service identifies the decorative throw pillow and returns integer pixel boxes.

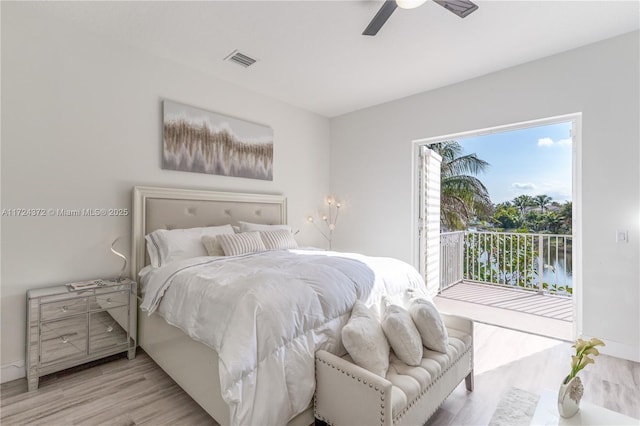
[145,224,235,267]
[238,221,292,233]
[341,301,390,377]
[201,235,225,256]
[217,232,267,256]
[260,230,299,250]
[381,303,423,366]
[408,297,449,353]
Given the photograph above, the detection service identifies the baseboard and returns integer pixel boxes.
[1,359,25,383]
[581,335,640,363]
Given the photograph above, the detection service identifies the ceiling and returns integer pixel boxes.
[22,1,640,117]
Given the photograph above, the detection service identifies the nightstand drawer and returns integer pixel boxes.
[40,316,88,365]
[41,297,88,321]
[90,290,130,311]
[90,308,129,353]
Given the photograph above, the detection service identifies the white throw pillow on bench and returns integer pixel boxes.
[381,303,423,366]
[409,297,449,353]
[342,301,390,377]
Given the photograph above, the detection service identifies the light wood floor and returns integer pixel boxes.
[2,324,638,426]
[0,352,216,426]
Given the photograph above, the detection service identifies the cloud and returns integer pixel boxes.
[538,137,572,147]
[512,182,536,190]
[541,182,572,202]
[537,137,554,147]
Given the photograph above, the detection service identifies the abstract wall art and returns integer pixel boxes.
[162,100,273,180]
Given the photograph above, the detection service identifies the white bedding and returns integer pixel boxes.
[140,249,426,426]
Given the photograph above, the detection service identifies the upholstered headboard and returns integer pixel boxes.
[131,186,287,278]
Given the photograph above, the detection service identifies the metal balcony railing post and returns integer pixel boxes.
[538,234,544,293]
[458,231,464,285]
[439,233,443,293]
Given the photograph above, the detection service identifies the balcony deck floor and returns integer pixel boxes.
[434,281,574,341]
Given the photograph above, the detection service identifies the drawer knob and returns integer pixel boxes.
[61,336,69,343]
[107,326,113,333]
[61,306,68,312]
[106,298,112,304]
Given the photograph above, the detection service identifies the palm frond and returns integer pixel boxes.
[429,140,492,230]
[442,176,491,204]
[443,153,490,177]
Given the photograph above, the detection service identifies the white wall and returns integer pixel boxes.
[0,4,330,380]
[330,32,640,361]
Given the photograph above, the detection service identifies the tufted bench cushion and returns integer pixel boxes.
[387,328,471,417]
[315,314,473,426]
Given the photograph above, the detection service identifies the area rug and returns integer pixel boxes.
[489,387,540,426]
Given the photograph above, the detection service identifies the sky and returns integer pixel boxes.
[456,121,573,204]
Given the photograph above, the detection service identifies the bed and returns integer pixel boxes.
[131,186,427,426]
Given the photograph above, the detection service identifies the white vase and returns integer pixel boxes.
[558,375,583,418]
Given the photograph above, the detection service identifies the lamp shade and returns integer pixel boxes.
[396,0,427,9]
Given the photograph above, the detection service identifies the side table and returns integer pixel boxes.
[26,278,137,391]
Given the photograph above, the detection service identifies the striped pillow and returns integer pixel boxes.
[201,235,225,256]
[260,230,298,250]
[217,232,266,256]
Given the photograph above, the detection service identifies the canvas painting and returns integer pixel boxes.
[162,100,273,180]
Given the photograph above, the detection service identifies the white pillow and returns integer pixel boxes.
[341,301,389,377]
[217,232,266,256]
[145,224,234,267]
[238,221,292,233]
[260,230,298,250]
[408,297,449,353]
[381,303,423,366]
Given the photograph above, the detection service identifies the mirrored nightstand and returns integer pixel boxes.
[26,278,137,391]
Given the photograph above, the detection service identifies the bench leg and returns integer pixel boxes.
[465,370,474,392]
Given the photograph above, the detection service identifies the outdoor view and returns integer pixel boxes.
[436,121,573,296]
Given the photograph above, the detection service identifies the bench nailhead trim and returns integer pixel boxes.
[315,354,388,426]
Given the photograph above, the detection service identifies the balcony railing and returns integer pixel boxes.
[440,231,573,296]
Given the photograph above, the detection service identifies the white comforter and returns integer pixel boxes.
[140,249,426,426]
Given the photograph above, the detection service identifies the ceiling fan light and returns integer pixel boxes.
[396,0,427,9]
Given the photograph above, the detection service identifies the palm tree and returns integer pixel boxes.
[558,201,572,234]
[534,194,553,212]
[430,140,491,230]
[512,195,535,218]
[544,211,562,233]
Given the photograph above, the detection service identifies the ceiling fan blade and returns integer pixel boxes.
[433,0,479,18]
[363,1,398,36]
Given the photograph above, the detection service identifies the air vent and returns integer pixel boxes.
[224,50,257,68]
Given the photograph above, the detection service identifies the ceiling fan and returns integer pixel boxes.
[363,0,479,36]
